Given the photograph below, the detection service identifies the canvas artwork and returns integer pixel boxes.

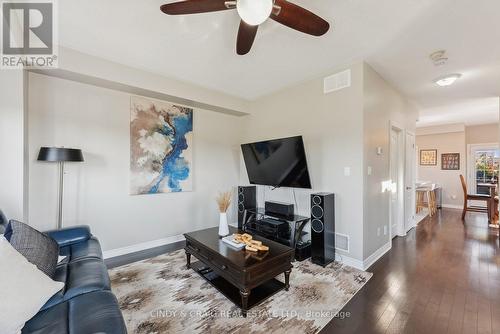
[130,96,193,195]
[441,153,460,170]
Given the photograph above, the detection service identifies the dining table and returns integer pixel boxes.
[478,183,499,227]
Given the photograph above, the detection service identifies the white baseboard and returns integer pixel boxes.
[441,204,463,210]
[103,234,185,259]
[103,233,390,273]
[335,253,364,271]
[362,241,391,270]
[105,235,367,271]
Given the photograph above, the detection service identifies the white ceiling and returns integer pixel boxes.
[59,0,500,126]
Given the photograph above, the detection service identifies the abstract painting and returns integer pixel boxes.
[420,149,437,166]
[130,96,193,195]
[441,153,460,170]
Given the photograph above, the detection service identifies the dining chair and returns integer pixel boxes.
[460,174,491,222]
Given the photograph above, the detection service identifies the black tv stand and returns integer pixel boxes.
[242,207,310,258]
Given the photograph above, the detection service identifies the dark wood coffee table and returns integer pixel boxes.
[184,226,293,317]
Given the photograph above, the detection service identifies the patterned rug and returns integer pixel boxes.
[109,250,372,334]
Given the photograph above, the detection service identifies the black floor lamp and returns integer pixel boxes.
[37,147,84,229]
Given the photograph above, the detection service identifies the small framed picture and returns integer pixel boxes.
[441,153,460,170]
[420,149,437,166]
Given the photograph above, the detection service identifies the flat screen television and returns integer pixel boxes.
[241,136,312,189]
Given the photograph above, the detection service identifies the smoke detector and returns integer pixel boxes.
[429,50,448,66]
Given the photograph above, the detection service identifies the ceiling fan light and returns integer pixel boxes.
[434,73,462,87]
[237,0,273,26]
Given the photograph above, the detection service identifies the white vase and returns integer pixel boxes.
[218,212,229,237]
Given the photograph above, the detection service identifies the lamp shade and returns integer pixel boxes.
[37,147,84,162]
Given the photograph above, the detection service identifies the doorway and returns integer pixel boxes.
[390,125,405,239]
[467,143,499,195]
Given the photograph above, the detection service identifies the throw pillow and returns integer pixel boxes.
[4,220,59,278]
[0,236,64,333]
[0,209,6,234]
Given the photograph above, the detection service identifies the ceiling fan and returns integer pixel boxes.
[160,0,330,55]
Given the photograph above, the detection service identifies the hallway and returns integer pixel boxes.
[322,209,500,334]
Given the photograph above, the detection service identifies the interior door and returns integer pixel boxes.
[405,132,416,232]
[390,129,400,238]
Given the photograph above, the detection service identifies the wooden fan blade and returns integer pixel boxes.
[271,0,329,36]
[160,0,231,15]
[236,21,258,55]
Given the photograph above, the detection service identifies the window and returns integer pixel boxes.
[475,150,499,194]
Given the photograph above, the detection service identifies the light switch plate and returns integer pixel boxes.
[367,166,372,175]
[344,167,351,176]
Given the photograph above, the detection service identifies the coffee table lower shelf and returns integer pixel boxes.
[190,261,286,315]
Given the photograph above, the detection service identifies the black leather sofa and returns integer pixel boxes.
[0,212,127,334]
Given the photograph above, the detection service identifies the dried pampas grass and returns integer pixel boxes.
[216,190,232,213]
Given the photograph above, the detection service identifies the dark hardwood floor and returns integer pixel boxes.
[321,208,500,334]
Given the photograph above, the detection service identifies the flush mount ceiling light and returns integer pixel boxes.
[237,0,273,26]
[434,73,462,87]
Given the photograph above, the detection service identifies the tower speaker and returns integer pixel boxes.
[310,192,335,267]
[238,186,256,229]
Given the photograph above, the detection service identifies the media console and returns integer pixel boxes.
[242,207,311,260]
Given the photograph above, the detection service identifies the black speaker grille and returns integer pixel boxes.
[312,195,322,205]
[311,205,323,219]
[311,219,324,233]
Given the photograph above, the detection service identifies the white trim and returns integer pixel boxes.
[335,254,364,271]
[404,130,417,233]
[335,241,392,271]
[441,204,463,210]
[102,233,390,272]
[362,241,391,270]
[103,234,186,259]
[416,123,465,136]
[466,143,499,193]
[389,122,406,238]
[406,225,416,233]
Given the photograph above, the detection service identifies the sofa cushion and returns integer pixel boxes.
[0,209,6,234]
[59,236,103,262]
[65,257,111,298]
[23,296,68,334]
[22,291,127,334]
[41,257,111,311]
[5,220,60,278]
[45,226,91,248]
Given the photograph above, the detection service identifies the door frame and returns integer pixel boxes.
[404,130,417,233]
[389,121,405,239]
[466,143,499,192]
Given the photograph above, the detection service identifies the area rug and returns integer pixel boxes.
[109,250,372,334]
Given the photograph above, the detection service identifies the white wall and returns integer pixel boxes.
[362,63,418,258]
[28,73,242,251]
[0,70,26,221]
[240,63,365,261]
[416,131,466,207]
[20,55,421,266]
[465,123,499,144]
[57,47,250,114]
[415,123,499,208]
